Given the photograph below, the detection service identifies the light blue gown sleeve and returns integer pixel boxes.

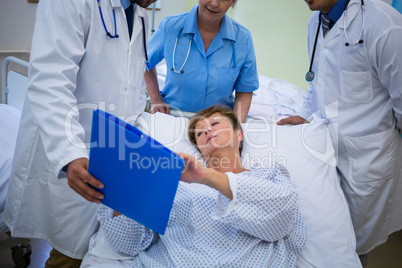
[233,31,259,93]
[212,164,300,242]
[147,18,168,70]
[97,205,159,256]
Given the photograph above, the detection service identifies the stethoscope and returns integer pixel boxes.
[305,0,365,82]
[171,28,237,74]
[97,0,150,69]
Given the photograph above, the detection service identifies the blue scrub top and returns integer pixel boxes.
[147,5,259,113]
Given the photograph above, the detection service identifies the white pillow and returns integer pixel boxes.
[136,112,361,268]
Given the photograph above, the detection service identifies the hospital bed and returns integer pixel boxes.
[0,56,31,268]
[82,69,361,266]
[1,57,361,267]
[81,111,361,267]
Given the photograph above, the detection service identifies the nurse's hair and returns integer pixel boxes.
[187,105,243,154]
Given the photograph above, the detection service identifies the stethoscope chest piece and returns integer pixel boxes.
[305,71,315,82]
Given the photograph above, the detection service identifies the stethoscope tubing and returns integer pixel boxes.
[306,0,365,82]
[343,0,365,46]
[306,19,321,82]
[172,30,193,74]
[98,1,149,69]
[98,0,118,38]
[172,29,237,74]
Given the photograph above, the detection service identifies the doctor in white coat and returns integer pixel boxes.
[5,0,155,266]
[278,0,402,265]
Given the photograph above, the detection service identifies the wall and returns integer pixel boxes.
[186,0,312,90]
[148,0,187,33]
[0,0,185,51]
[0,0,37,51]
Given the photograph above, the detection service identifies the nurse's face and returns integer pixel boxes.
[305,0,338,14]
[194,113,243,159]
[132,0,157,8]
[198,0,234,25]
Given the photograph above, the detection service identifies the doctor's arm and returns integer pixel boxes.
[233,92,252,123]
[27,0,104,203]
[370,25,402,131]
[144,68,170,114]
[277,85,312,125]
[277,82,314,125]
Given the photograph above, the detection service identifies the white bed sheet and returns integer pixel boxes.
[82,112,361,268]
[0,104,21,233]
[248,75,306,121]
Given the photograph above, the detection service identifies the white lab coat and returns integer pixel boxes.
[4,0,149,259]
[299,0,402,254]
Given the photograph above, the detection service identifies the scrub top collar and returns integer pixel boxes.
[182,5,236,42]
[324,0,348,24]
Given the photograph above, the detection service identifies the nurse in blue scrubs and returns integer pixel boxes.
[144,0,259,122]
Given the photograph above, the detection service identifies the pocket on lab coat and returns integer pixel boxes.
[340,70,373,103]
[343,127,398,184]
[48,170,89,202]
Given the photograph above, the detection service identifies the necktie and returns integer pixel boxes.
[321,13,333,37]
[125,4,134,39]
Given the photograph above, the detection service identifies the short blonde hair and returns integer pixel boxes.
[188,105,243,154]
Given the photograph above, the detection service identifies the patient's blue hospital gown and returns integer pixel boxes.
[97,164,306,267]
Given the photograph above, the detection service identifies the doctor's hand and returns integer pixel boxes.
[277,116,309,125]
[66,158,104,204]
[150,101,170,114]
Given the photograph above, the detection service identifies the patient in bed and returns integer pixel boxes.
[81,105,306,267]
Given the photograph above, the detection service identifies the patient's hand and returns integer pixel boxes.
[277,116,309,125]
[177,153,207,184]
[150,101,170,114]
[177,153,233,199]
[66,158,104,204]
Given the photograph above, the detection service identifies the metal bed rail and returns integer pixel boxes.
[2,56,29,105]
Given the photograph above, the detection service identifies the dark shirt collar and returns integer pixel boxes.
[322,0,349,24]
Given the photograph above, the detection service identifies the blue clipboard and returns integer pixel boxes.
[88,110,184,235]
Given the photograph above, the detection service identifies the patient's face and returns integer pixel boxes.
[195,113,241,158]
